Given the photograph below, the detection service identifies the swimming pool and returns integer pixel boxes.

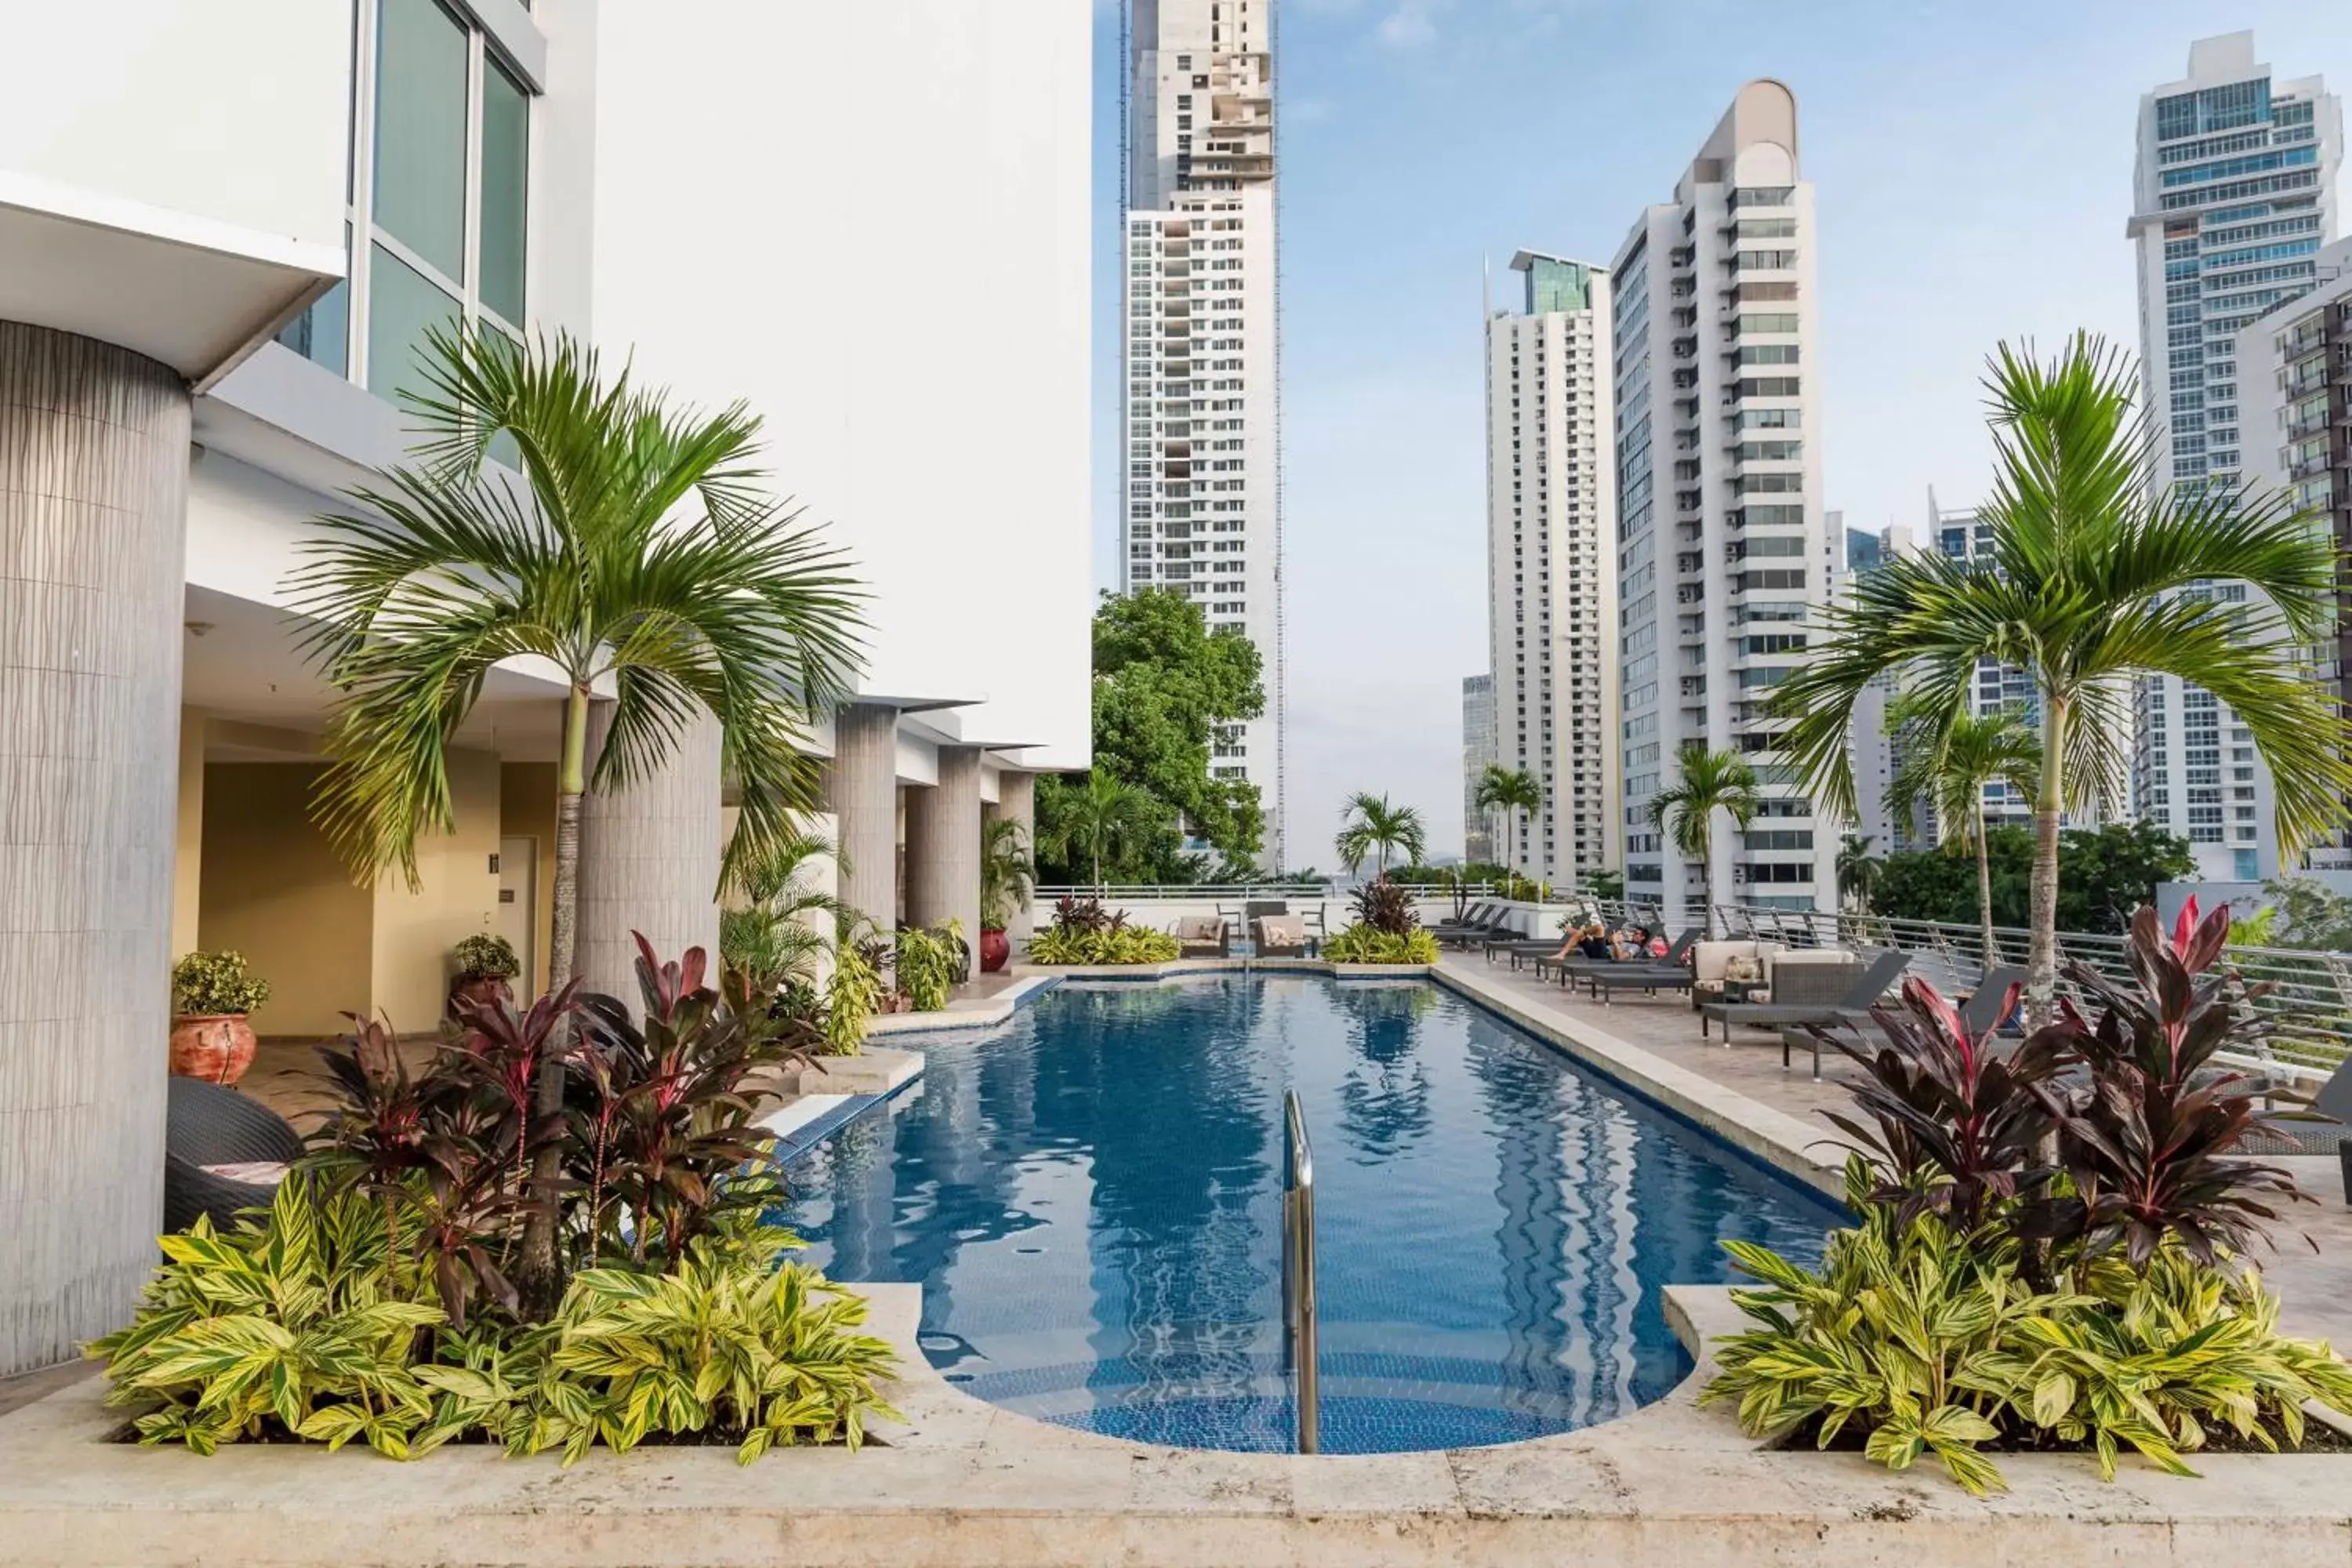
[776,975,1840,1455]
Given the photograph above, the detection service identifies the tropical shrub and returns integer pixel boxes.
[90,1181,899,1465]
[1323,926,1439,965]
[452,933,520,982]
[1706,1165,2352,1494]
[1025,924,1180,965]
[1351,877,1417,938]
[894,922,963,1011]
[171,950,272,1016]
[1714,899,2345,1490]
[822,935,884,1056]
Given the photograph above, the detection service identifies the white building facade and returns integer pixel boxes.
[1610,82,1833,920]
[2127,31,2340,882]
[0,0,1094,1377]
[1121,0,1287,867]
[1484,252,1619,890]
[2239,238,2352,861]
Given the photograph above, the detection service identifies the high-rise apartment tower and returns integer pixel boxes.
[1610,82,1833,920]
[2128,31,2341,882]
[1121,0,1287,866]
[1484,252,1620,888]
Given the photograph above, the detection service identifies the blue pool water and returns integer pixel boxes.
[776,975,1840,1454]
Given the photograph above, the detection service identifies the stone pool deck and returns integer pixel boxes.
[6,1277,2350,1566]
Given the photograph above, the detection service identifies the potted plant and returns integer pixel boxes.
[977,818,1034,974]
[169,951,272,1086]
[448,933,521,1014]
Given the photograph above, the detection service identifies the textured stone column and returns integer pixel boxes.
[992,769,1038,942]
[0,323,189,1374]
[906,746,982,953]
[822,703,899,935]
[575,707,723,1000]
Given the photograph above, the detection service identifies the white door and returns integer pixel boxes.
[497,835,537,990]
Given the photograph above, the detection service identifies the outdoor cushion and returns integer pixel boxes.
[201,1160,290,1185]
[1178,916,1224,942]
[1260,916,1305,947]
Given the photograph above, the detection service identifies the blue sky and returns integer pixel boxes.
[1086,0,2351,869]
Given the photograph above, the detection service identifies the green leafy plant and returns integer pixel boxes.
[451,933,520,982]
[171,950,272,1017]
[894,921,963,1012]
[1323,926,1439,965]
[88,1175,447,1458]
[1706,1166,2352,1494]
[1473,765,1541,869]
[720,828,841,996]
[519,1227,900,1465]
[1025,924,1180,965]
[979,818,1033,932]
[822,933,884,1055]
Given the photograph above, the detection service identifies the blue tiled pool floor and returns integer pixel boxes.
[778,976,1839,1454]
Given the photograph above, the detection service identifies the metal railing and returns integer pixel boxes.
[1567,898,2352,1083]
[1280,1088,1319,1455]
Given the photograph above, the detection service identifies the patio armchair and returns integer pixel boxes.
[1698,946,1911,1053]
[165,1075,305,1232]
[1255,914,1310,958]
[1174,915,1230,960]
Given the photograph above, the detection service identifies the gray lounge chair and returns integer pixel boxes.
[1780,964,2026,1081]
[165,1076,305,1232]
[1698,947,1911,1050]
[1174,915,1231,960]
[1537,928,1695,979]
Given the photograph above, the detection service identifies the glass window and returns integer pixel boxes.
[278,227,353,375]
[367,242,463,405]
[479,60,530,325]
[374,0,470,281]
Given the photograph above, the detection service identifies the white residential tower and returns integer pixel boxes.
[1610,82,1833,919]
[1122,0,1287,866]
[1484,251,1620,890]
[2128,31,2340,882]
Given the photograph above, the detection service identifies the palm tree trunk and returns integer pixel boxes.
[1974,797,1998,980]
[1700,829,1715,942]
[2024,695,2069,1031]
[517,682,590,1318]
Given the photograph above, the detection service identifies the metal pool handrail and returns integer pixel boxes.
[1281,1088,1320,1454]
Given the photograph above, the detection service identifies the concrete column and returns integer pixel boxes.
[906,746,982,953]
[822,702,898,935]
[0,323,189,1374]
[992,769,1038,942]
[575,707,723,1000]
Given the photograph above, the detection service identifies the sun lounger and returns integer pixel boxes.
[1698,947,1911,1051]
[1778,964,2025,1080]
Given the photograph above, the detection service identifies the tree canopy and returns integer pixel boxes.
[1870,821,2193,935]
[1034,590,1267,884]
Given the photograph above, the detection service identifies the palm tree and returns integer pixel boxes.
[720,827,846,993]
[1886,708,2042,974]
[1773,333,2350,1026]
[1648,746,1762,938]
[1474,764,1542,874]
[1834,833,1884,917]
[1038,772,1160,888]
[1334,792,1428,880]
[291,327,862,1306]
[979,817,1035,930]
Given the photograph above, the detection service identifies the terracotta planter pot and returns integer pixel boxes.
[448,973,515,1018]
[979,927,1011,974]
[170,1014,258,1087]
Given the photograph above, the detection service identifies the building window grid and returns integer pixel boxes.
[279,0,535,401]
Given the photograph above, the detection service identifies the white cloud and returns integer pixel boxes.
[1374,0,1443,48]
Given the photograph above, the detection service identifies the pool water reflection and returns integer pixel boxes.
[775,975,1839,1454]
